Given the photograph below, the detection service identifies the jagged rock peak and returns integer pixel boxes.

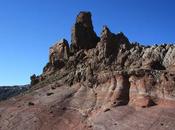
[101,25,111,34]
[76,11,93,29]
[39,12,175,86]
[70,11,99,53]
[49,38,69,64]
[28,12,175,117]
[100,25,112,41]
[100,25,130,47]
[116,32,130,45]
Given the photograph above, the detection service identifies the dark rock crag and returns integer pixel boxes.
[70,11,99,53]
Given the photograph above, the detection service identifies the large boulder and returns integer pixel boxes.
[42,39,69,75]
[70,11,99,53]
[49,39,69,65]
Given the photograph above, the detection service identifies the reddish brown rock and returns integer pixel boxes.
[42,39,69,74]
[1,11,175,130]
[49,38,69,64]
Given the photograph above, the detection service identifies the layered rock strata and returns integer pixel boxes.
[31,11,175,109]
[1,11,174,130]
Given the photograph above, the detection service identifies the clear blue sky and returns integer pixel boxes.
[0,0,175,85]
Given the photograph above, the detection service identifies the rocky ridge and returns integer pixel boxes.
[0,11,175,130]
[33,11,175,108]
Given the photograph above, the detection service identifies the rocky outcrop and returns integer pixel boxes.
[42,39,69,74]
[70,11,99,53]
[30,74,40,85]
[96,26,119,59]
[49,39,69,64]
[35,12,175,110]
[3,11,174,130]
[163,45,175,68]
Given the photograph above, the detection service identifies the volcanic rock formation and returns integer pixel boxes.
[49,38,69,63]
[0,11,175,130]
[70,11,99,53]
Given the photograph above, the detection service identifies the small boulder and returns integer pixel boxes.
[28,102,35,106]
[46,92,54,96]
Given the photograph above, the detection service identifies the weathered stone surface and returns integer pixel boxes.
[49,38,69,64]
[96,26,119,59]
[42,39,69,74]
[2,11,175,130]
[1,71,175,130]
[31,12,175,109]
[70,11,99,53]
[141,45,166,70]
[163,46,175,68]
[37,13,175,110]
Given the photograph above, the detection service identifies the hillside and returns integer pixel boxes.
[0,85,29,101]
[0,11,175,130]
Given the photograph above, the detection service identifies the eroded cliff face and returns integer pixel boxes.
[0,12,175,130]
[33,11,175,109]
